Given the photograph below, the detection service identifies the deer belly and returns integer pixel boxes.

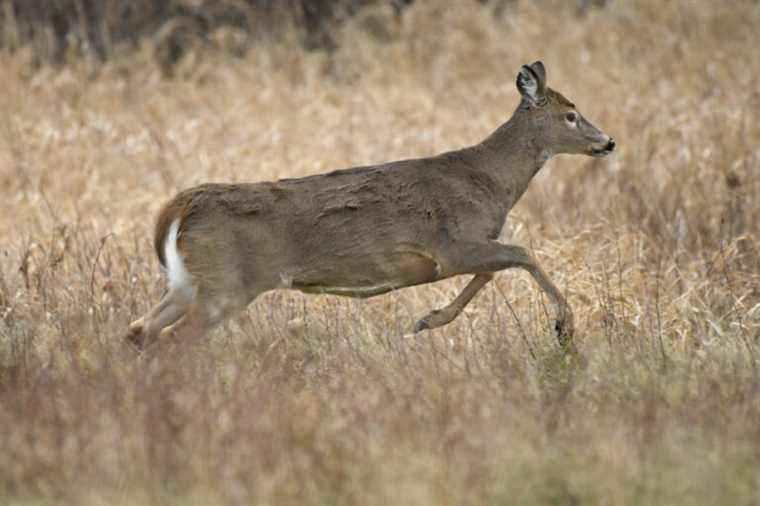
[290,249,440,298]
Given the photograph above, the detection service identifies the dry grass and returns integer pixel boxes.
[1,1,759,504]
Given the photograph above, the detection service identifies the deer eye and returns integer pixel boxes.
[565,112,578,123]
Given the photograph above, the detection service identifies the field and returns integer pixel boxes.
[1,1,759,504]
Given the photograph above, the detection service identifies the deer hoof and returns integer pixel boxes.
[415,309,455,333]
[126,319,146,349]
[414,318,431,333]
[414,310,442,333]
[554,311,575,349]
[128,318,144,334]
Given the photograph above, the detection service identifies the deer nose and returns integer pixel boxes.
[605,138,616,152]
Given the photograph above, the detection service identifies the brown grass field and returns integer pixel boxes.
[1,1,759,504]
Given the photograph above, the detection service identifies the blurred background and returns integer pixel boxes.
[0,1,759,505]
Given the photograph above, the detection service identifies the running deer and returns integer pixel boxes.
[127,61,615,351]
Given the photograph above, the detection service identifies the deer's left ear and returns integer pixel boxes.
[516,61,548,106]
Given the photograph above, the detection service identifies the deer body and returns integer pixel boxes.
[128,61,615,350]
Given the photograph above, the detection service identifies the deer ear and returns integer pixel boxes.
[528,61,547,90]
[516,61,547,106]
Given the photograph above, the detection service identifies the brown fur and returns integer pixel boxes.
[129,61,615,351]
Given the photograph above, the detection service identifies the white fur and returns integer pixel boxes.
[164,219,194,299]
[518,69,539,102]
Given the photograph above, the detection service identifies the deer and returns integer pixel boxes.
[127,61,615,353]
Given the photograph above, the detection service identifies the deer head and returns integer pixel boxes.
[515,61,615,158]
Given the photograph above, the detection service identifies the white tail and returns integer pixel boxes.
[164,219,193,300]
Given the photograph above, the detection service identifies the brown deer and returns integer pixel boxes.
[127,61,615,352]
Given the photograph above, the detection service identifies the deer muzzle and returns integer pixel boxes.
[590,137,616,157]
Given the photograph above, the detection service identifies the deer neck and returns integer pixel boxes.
[476,112,551,205]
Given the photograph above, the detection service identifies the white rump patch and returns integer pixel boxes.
[164,219,195,299]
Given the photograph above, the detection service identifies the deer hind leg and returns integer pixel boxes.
[433,241,575,350]
[157,288,255,344]
[414,273,493,332]
[127,288,190,349]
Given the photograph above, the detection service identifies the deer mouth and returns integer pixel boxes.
[590,138,616,157]
[590,147,611,157]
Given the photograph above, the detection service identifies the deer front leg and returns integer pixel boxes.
[435,241,575,349]
[414,273,493,332]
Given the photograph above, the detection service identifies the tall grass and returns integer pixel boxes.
[1,1,759,504]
